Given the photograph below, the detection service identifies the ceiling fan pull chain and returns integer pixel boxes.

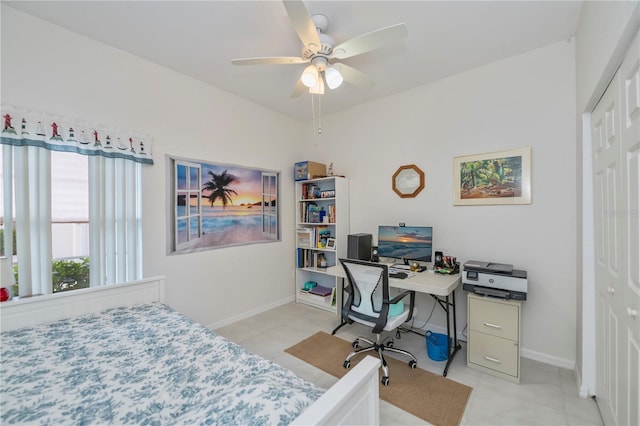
[317,95,322,134]
[311,94,317,135]
[310,94,323,136]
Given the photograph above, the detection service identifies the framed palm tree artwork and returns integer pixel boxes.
[169,156,280,254]
[453,147,531,206]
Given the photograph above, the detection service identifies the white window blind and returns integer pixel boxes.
[0,105,152,295]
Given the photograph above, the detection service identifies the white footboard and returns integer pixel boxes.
[291,355,381,426]
[0,276,165,332]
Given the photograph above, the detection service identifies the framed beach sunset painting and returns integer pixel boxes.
[453,147,531,206]
[168,156,280,254]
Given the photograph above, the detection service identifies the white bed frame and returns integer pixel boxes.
[0,276,380,425]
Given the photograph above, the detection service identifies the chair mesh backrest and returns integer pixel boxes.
[343,262,385,318]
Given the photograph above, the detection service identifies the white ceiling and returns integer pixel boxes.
[5,1,583,121]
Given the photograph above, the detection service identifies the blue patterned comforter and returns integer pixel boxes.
[0,303,324,425]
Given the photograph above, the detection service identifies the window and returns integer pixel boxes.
[50,151,90,292]
[0,105,152,297]
[169,157,280,253]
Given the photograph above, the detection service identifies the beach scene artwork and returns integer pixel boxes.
[175,161,278,252]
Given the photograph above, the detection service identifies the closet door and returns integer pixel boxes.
[592,30,639,426]
[593,67,624,426]
[618,31,639,426]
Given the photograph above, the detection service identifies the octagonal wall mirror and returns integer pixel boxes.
[392,164,425,198]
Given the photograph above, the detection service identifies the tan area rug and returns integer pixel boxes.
[285,331,472,426]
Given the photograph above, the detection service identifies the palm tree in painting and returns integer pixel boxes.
[202,170,238,209]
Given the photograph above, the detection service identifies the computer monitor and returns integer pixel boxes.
[377,225,433,263]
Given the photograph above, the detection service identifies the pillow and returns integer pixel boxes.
[352,298,404,318]
[388,300,404,317]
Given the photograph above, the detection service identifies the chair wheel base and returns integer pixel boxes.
[343,360,351,369]
[409,360,417,369]
[381,376,390,386]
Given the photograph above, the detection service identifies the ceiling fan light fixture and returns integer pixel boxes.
[325,65,343,89]
[309,73,325,94]
[301,64,318,88]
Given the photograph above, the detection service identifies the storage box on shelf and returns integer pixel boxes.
[295,177,349,313]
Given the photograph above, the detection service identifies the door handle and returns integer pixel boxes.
[628,308,638,318]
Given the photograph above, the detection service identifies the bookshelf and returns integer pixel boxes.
[295,176,349,313]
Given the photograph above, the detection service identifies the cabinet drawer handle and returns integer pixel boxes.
[483,322,502,329]
[484,356,501,364]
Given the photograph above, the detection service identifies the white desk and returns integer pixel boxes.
[322,265,462,377]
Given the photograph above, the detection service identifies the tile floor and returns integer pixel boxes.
[215,302,603,426]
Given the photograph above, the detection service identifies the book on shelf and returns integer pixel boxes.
[297,248,314,268]
[309,285,333,297]
[300,202,321,223]
[315,226,330,248]
[327,204,336,223]
[302,183,336,200]
[308,204,321,223]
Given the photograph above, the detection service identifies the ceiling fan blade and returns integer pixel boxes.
[291,79,306,98]
[282,0,321,53]
[232,56,308,66]
[332,63,375,89]
[330,23,408,60]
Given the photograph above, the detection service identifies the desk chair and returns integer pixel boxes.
[339,258,417,386]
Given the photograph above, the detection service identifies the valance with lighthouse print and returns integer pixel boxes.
[1,104,153,165]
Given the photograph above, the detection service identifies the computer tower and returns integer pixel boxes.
[347,233,373,261]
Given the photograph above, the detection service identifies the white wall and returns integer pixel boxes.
[314,40,577,366]
[3,3,601,367]
[1,5,307,327]
[574,0,639,396]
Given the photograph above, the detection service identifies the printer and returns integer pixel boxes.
[462,260,527,300]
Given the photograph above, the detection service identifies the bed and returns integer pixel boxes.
[0,277,380,425]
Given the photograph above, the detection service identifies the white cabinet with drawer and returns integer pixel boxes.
[467,293,522,383]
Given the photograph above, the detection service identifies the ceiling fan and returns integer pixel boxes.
[231,0,408,97]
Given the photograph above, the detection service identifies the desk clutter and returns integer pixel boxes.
[388,268,415,279]
[433,251,460,274]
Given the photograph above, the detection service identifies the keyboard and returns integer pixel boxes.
[391,264,412,270]
[389,271,408,279]
[388,269,416,279]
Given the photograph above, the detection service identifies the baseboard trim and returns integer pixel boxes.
[521,347,575,370]
[207,295,295,330]
[574,366,592,398]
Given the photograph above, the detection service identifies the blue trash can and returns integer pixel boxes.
[425,330,451,361]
